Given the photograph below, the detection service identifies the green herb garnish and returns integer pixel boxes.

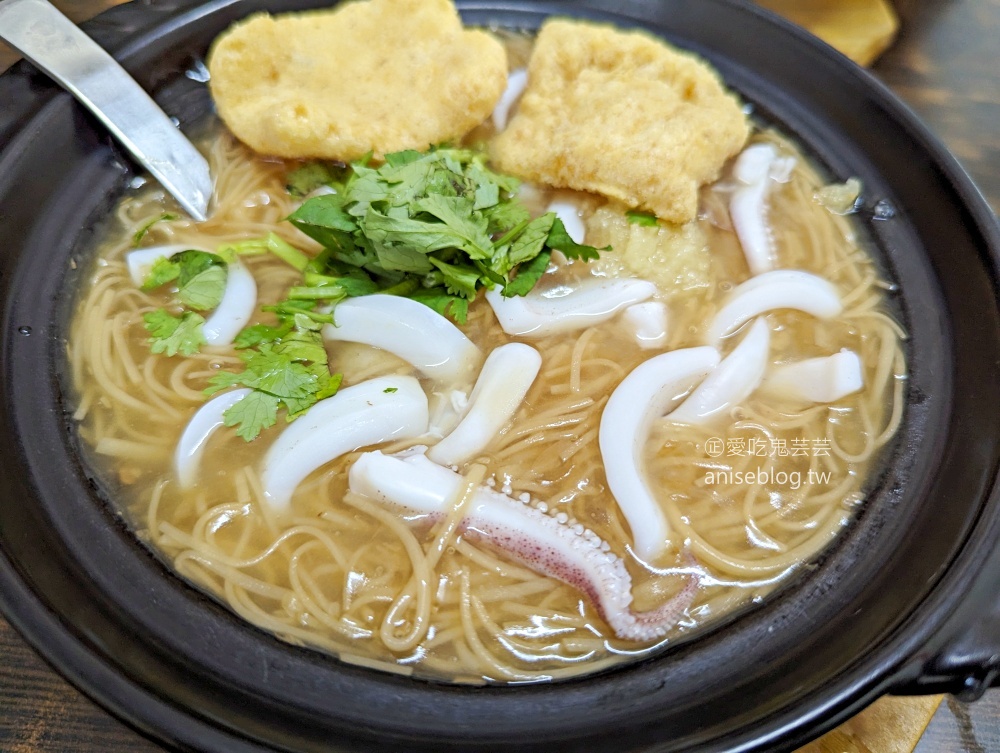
[285,146,608,323]
[206,309,342,441]
[132,213,178,246]
[285,161,350,198]
[217,233,310,271]
[626,210,659,227]
[142,249,228,311]
[143,308,206,357]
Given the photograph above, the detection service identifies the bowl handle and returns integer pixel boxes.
[892,544,1000,700]
[901,609,1000,700]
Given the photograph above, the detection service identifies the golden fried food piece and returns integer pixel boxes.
[491,19,749,224]
[207,0,507,160]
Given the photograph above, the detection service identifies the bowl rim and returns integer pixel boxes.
[2,2,1000,752]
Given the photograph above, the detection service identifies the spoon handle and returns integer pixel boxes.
[0,0,212,221]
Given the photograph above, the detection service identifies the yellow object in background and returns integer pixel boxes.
[797,695,943,753]
[756,0,900,65]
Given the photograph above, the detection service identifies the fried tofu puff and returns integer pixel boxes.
[492,20,750,224]
[207,0,507,160]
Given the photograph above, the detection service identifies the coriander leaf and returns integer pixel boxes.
[315,372,343,401]
[306,252,378,282]
[175,250,223,286]
[372,241,436,274]
[286,162,341,198]
[141,256,180,290]
[223,391,279,441]
[204,369,244,395]
[504,250,552,297]
[483,201,530,236]
[239,348,318,400]
[132,213,178,247]
[473,161,520,195]
[330,275,379,297]
[179,264,227,310]
[209,315,341,441]
[351,159,442,215]
[143,308,205,356]
[277,145,610,317]
[327,242,384,276]
[429,257,480,299]
[473,180,499,211]
[409,287,470,324]
[155,250,228,311]
[289,194,357,233]
[362,207,487,259]
[441,153,464,176]
[472,256,507,287]
[383,386,399,393]
[412,194,493,259]
[626,210,659,227]
[291,216,360,266]
[290,223,358,261]
[233,321,294,349]
[274,334,328,365]
[282,393,319,419]
[508,213,556,267]
[293,312,323,332]
[382,277,421,297]
[546,217,607,262]
[384,149,423,167]
[467,163,507,209]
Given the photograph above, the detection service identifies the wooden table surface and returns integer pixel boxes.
[2,0,1000,751]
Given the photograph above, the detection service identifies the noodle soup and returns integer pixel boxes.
[68,20,905,683]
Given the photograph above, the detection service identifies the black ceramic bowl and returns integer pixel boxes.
[2,1,1000,751]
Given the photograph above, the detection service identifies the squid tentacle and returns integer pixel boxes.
[349,450,699,642]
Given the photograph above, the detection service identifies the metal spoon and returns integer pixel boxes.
[0,0,212,221]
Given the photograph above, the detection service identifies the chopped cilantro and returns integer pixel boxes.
[141,256,180,290]
[132,213,178,246]
[428,257,480,299]
[145,145,616,442]
[285,161,349,198]
[286,146,608,321]
[484,201,531,236]
[223,391,279,442]
[217,233,309,270]
[547,217,604,262]
[408,287,470,324]
[142,249,228,311]
[178,264,226,310]
[507,214,555,267]
[502,251,552,298]
[143,308,205,357]
[383,387,398,394]
[261,299,334,325]
[207,309,343,441]
[262,234,310,271]
[233,321,294,349]
[626,210,659,227]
